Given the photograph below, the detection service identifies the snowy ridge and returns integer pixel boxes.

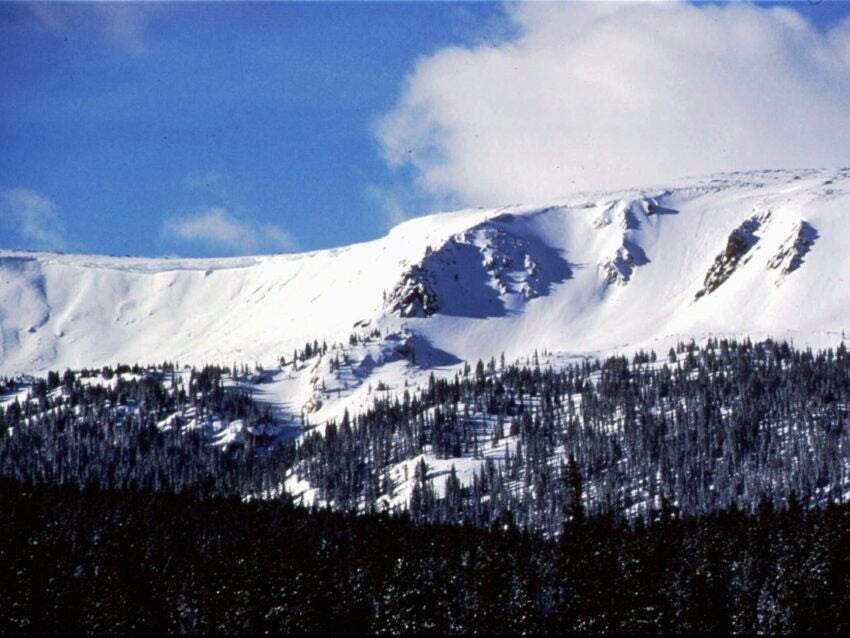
[3,169,850,417]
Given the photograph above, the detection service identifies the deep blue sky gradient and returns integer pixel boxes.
[1,1,849,257]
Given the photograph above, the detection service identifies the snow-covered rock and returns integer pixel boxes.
[695,210,771,299]
[767,220,818,279]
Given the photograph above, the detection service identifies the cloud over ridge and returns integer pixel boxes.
[162,208,297,256]
[378,2,850,206]
[0,188,67,251]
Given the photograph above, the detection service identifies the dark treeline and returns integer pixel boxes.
[2,338,850,535]
[0,365,291,498]
[2,478,849,635]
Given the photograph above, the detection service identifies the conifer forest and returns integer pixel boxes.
[3,338,850,633]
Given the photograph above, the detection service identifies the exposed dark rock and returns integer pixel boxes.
[695,213,769,299]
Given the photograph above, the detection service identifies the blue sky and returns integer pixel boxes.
[2,1,850,257]
[0,1,513,256]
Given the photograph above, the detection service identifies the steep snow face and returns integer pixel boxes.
[2,168,850,383]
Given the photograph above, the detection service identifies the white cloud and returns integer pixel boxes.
[0,188,67,251]
[162,207,297,255]
[377,2,850,206]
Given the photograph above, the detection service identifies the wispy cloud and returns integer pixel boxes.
[94,2,151,55]
[364,185,411,232]
[364,178,462,234]
[161,207,297,256]
[27,2,154,55]
[378,2,850,205]
[0,188,67,251]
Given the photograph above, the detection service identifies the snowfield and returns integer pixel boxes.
[2,168,850,429]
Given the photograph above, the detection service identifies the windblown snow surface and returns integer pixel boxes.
[2,168,850,435]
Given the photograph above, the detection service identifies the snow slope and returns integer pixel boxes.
[2,168,849,410]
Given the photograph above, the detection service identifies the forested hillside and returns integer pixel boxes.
[3,338,849,535]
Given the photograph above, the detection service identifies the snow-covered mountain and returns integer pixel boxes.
[2,168,849,411]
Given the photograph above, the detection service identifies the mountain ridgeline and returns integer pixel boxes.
[2,169,849,386]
